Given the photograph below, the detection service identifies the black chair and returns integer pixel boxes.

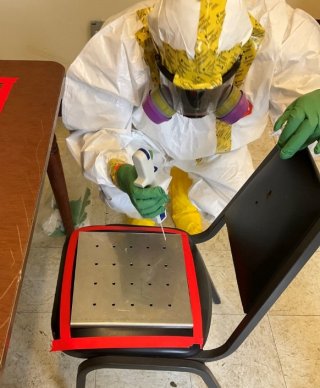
[51,146,320,388]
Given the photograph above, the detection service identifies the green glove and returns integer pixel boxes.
[116,164,169,218]
[274,89,320,159]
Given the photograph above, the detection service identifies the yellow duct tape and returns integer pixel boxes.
[135,8,159,86]
[216,15,265,153]
[161,0,242,90]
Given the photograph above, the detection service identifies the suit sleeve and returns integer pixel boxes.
[269,7,320,123]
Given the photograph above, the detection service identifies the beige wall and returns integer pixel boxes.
[0,0,139,68]
[0,0,319,69]
[287,0,320,19]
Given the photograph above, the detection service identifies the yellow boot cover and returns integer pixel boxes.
[169,167,202,235]
[126,217,156,226]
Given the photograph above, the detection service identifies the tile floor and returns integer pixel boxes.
[1,119,320,388]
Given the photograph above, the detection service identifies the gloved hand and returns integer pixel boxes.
[274,89,320,159]
[116,164,169,218]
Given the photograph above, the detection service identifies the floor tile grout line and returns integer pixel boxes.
[267,314,288,388]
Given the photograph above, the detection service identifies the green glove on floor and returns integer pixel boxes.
[116,164,169,218]
[274,89,320,159]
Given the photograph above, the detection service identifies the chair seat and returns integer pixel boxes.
[51,225,213,359]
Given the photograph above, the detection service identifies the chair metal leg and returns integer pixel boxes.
[76,355,221,388]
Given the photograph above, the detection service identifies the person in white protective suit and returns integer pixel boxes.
[63,0,320,234]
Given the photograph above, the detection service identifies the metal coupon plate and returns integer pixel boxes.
[71,231,193,329]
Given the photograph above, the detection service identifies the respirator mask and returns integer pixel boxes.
[143,56,252,124]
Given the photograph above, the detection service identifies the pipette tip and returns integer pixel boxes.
[160,222,166,241]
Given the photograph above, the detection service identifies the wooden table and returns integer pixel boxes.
[0,60,74,369]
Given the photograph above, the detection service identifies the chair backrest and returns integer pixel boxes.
[192,147,320,361]
[195,147,320,313]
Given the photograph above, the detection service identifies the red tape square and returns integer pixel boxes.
[0,77,18,112]
[51,225,203,351]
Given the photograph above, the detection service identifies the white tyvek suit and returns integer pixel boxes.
[63,0,320,219]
